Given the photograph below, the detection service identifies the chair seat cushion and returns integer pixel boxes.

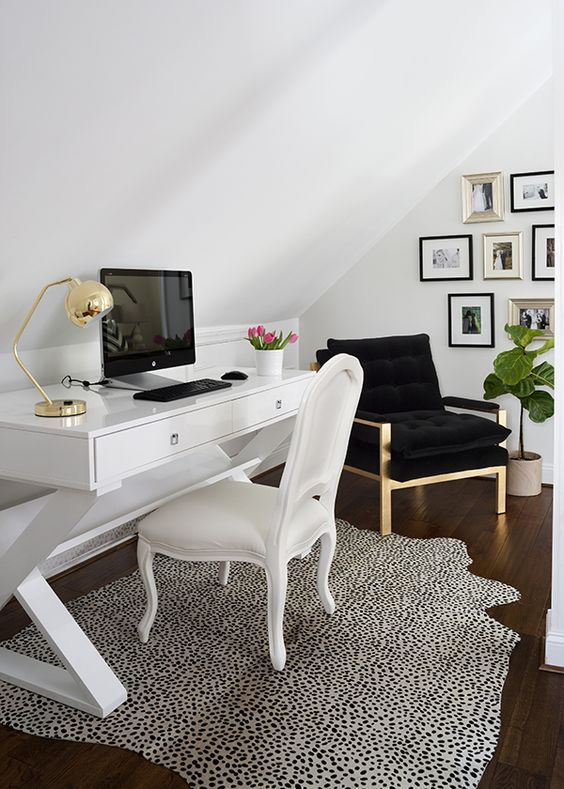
[346,439,508,482]
[352,409,511,459]
[138,480,329,557]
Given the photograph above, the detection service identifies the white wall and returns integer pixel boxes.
[301,82,555,480]
[0,1,551,360]
[545,0,564,668]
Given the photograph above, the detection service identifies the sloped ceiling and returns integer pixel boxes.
[0,0,551,352]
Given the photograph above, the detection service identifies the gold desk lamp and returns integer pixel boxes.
[13,277,113,417]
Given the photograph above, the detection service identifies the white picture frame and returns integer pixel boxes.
[461,172,504,224]
[508,298,554,338]
[483,231,523,280]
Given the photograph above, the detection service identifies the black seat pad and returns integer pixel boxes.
[353,409,511,459]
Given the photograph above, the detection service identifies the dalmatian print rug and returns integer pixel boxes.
[0,521,519,788]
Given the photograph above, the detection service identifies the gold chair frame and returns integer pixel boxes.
[311,363,508,535]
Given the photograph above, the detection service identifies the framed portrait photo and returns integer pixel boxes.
[483,231,523,280]
[419,234,473,281]
[510,170,554,212]
[448,293,495,348]
[508,298,554,339]
[532,224,555,281]
[461,172,504,223]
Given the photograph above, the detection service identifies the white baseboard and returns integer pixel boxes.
[545,611,564,668]
[542,463,554,485]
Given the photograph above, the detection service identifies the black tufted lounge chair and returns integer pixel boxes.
[315,334,511,535]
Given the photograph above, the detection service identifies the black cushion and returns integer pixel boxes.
[323,334,444,414]
[346,440,508,482]
[352,409,511,459]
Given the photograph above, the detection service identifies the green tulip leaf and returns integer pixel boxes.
[483,373,509,400]
[493,348,533,385]
[522,390,555,423]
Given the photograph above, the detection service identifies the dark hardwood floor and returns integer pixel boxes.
[0,470,562,788]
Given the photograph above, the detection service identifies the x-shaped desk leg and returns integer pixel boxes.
[0,488,127,717]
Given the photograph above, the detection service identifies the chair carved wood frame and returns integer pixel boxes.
[313,334,510,536]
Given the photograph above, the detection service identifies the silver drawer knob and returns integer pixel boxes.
[170,433,179,446]
[276,400,282,410]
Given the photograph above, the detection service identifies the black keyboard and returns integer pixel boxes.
[133,378,233,402]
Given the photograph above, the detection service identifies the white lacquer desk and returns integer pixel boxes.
[0,367,313,717]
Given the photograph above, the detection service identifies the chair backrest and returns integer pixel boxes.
[268,354,363,550]
[317,334,443,415]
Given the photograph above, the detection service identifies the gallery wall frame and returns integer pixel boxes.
[532,224,555,281]
[508,298,554,339]
[510,170,555,212]
[419,234,473,281]
[483,231,523,280]
[448,293,495,348]
[461,172,504,224]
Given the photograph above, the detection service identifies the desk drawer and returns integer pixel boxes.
[232,380,308,432]
[94,402,232,482]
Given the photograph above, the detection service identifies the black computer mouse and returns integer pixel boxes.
[221,370,248,381]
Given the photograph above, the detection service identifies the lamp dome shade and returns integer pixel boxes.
[65,279,113,327]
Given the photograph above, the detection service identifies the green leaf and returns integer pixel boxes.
[505,323,545,348]
[507,377,535,398]
[493,348,533,385]
[533,338,555,357]
[531,361,555,389]
[522,390,554,423]
[483,373,509,400]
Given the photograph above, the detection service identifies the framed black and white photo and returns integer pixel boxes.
[508,298,554,338]
[483,231,523,280]
[532,224,555,281]
[510,170,554,212]
[419,234,473,281]
[461,172,504,223]
[448,293,495,348]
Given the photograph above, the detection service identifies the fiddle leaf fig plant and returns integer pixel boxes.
[484,324,554,459]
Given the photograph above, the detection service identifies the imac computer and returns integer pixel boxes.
[99,268,196,390]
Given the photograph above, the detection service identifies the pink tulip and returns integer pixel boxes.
[257,325,265,337]
[247,327,253,339]
[289,333,298,343]
[264,332,276,344]
[251,327,258,338]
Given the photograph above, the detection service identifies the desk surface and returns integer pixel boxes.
[0,367,313,439]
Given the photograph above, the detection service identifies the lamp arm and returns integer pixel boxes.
[12,277,76,405]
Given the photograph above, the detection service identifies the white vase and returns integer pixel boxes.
[255,349,284,376]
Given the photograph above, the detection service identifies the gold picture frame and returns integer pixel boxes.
[462,171,504,224]
[508,298,554,338]
[483,231,523,280]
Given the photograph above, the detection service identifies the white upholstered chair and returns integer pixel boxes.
[136,354,363,670]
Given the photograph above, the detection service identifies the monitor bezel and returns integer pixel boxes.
[99,268,196,379]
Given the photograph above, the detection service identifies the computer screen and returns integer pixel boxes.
[99,269,196,379]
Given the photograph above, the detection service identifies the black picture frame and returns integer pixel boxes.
[532,224,555,281]
[448,293,495,348]
[419,234,473,281]
[510,170,555,213]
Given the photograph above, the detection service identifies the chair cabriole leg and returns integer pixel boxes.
[137,538,158,644]
[317,530,336,614]
[266,563,288,671]
[218,561,230,586]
